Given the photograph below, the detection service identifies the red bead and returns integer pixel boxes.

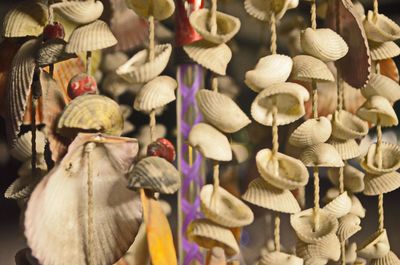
[43,22,65,41]
[67,73,98,99]
[147,138,176,162]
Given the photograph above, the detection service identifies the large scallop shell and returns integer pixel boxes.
[358,229,390,259]
[260,251,304,265]
[24,133,142,265]
[361,74,400,104]
[10,131,46,162]
[245,54,293,93]
[300,143,345,167]
[331,110,369,140]
[364,171,400,196]
[296,234,341,264]
[125,0,175,21]
[370,251,400,265]
[36,39,75,67]
[51,0,104,25]
[363,11,400,43]
[337,214,361,242]
[244,0,299,21]
[65,20,117,53]
[289,117,332,148]
[290,55,335,82]
[301,28,349,62]
[196,90,251,133]
[328,137,361,160]
[369,41,400,61]
[327,164,365,193]
[323,191,352,218]
[361,142,400,174]
[242,177,301,214]
[117,44,172,84]
[357,95,398,127]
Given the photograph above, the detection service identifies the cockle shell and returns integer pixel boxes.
[361,74,400,104]
[289,117,332,148]
[328,137,361,160]
[363,11,400,43]
[188,123,232,161]
[369,41,400,61]
[245,54,293,93]
[200,184,253,227]
[244,0,299,21]
[65,20,117,53]
[24,133,142,265]
[361,142,400,174]
[364,171,400,196]
[357,95,398,127]
[36,39,75,67]
[296,234,341,264]
[57,94,124,137]
[290,55,335,82]
[125,0,175,21]
[370,251,400,265]
[300,143,345,167]
[346,243,359,264]
[10,131,46,162]
[51,0,104,25]
[331,110,369,140]
[337,214,361,242]
[327,164,365,193]
[260,251,304,265]
[358,229,390,259]
[117,44,172,84]
[196,90,251,133]
[242,177,301,213]
[323,191,352,218]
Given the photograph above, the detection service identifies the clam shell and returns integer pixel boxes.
[350,193,366,218]
[331,110,369,140]
[125,0,175,21]
[36,39,75,67]
[327,164,365,193]
[188,123,232,161]
[10,131,46,162]
[363,11,400,43]
[196,90,251,133]
[323,191,352,218]
[301,28,349,62]
[187,219,240,256]
[361,74,400,104]
[183,40,232,76]
[255,148,309,190]
[244,0,298,21]
[200,184,253,227]
[358,229,390,259]
[328,137,361,160]
[290,55,335,82]
[251,82,309,126]
[370,251,400,265]
[51,0,104,25]
[231,143,249,164]
[357,95,398,127]
[57,94,124,137]
[361,142,400,174]
[369,41,400,61]
[296,234,341,263]
[242,177,301,214]
[65,20,117,53]
[300,143,345,167]
[364,171,400,196]
[206,247,226,265]
[117,44,172,84]
[245,54,293,93]
[260,251,304,265]
[337,214,362,242]
[289,117,332,148]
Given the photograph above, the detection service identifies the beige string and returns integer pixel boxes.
[378,194,384,231]
[313,166,320,231]
[339,166,344,194]
[376,122,384,232]
[85,142,96,265]
[149,110,156,142]
[312,80,318,119]
[148,16,155,62]
[86,51,92,75]
[211,161,220,208]
[274,214,280,252]
[373,0,379,21]
[337,72,344,111]
[341,241,346,265]
[311,0,317,30]
[209,0,217,35]
[272,105,279,176]
[212,77,218,92]
[270,10,277,55]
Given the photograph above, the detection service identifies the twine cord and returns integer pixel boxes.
[211,161,220,208]
[341,241,346,265]
[313,166,320,231]
[274,214,280,252]
[149,110,156,142]
[148,16,155,62]
[339,166,344,194]
[272,105,279,176]
[85,142,96,265]
[376,122,384,232]
[311,0,317,30]
[209,0,217,35]
[270,10,277,55]
[312,80,318,119]
[31,67,42,178]
[373,0,379,21]
[337,73,344,111]
[212,77,218,92]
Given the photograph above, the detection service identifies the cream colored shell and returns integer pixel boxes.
[290,55,335,82]
[369,41,400,61]
[10,131,46,162]
[363,11,400,43]
[357,95,398,127]
[125,0,175,21]
[331,110,369,140]
[296,234,341,264]
[358,229,390,259]
[350,193,366,218]
[323,191,352,218]
[361,74,400,104]
[51,0,104,25]
[361,142,400,174]
[337,214,362,242]
[370,251,400,265]
[328,137,361,160]
[244,0,299,21]
[260,251,304,265]
[300,143,345,167]
[364,171,400,196]
[289,117,332,148]
[327,164,365,193]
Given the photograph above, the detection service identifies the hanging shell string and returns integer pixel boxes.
[149,110,156,142]
[337,73,344,111]
[378,194,384,231]
[211,161,220,208]
[312,81,318,119]
[272,105,279,176]
[270,10,277,55]
[209,0,217,35]
[373,0,379,21]
[212,77,218,92]
[313,166,320,231]
[376,121,384,232]
[85,142,96,265]
[274,214,280,252]
[148,16,155,62]
[341,242,346,265]
[31,67,42,177]
[311,0,317,30]
[339,166,344,194]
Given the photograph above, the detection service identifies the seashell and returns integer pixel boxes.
[196,90,251,133]
[345,243,359,264]
[255,148,309,190]
[188,123,232,161]
[245,54,293,93]
[101,52,129,73]
[327,137,361,160]
[289,117,332,148]
[296,233,341,263]
[301,28,349,62]
[337,214,362,242]
[244,0,299,21]
[127,156,180,194]
[242,177,301,214]
[260,251,304,265]
[183,40,232,76]
[361,74,400,104]
[187,219,240,256]
[369,41,400,61]
[358,229,390,259]
[290,55,335,82]
[125,0,175,21]
[364,171,400,196]
[370,251,400,265]
[350,193,366,218]
[323,191,352,218]
[363,11,400,43]
[10,131,46,162]
[327,164,365,193]
[331,110,369,140]
[231,143,249,164]
[117,223,149,265]
[65,20,117,53]
[290,208,339,244]
[36,39,75,67]
[206,247,226,265]
[24,133,142,265]
[117,44,172,84]
[2,1,48,38]
[300,143,345,168]
[361,142,400,174]
[51,0,104,25]
[357,95,398,127]
[251,82,309,126]
[200,184,254,227]
[57,94,124,137]
[379,58,400,83]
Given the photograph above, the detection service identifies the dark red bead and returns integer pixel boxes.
[147,138,176,162]
[67,73,98,99]
[43,22,65,41]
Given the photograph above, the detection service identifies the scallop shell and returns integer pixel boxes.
[183,40,232,76]
[370,251,400,265]
[357,95,398,127]
[57,94,124,137]
[242,177,301,214]
[244,0,299,21]
[125,0,175,21]
[51,0,104,25]
[289,117,332,148]
[117,44,172,84]
[36,39,75,67]
[10,131,46,162]
[251,82,309,126]
[301,28,349,62]
[364,171,400,196]
[245,54,293,93]
[260,251,304,265]
[24,133,142,265]
[290,55,335,82]
[337,214,362,242]
[327,164,365,193]
[65,20,117,53]
[188,123,232,162]
[331,110,369,140]
[363,11,400,43]
[300,143,345,168]
[200,184,253,227]
[323,191,352,218]
[361,74,400,104]
[196,90,251,133]
[328,137,361,160]
[361,142,400,174]
[231,143,249,164]
[369,41,400,61]
[187,219,240,256]
[358,229,390,259]
[296,234,341,263]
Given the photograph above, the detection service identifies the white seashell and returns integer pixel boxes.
[357,95,398,127]
[323,191,352,218]
[301,28,349,62]
[361,142,400,174]
[328,137,361,160]
[188,123,232,161]
[125,0,175,21]
[358,229,390,259]
[370,251,400,265]
[231,143,249,164]
[331,110,369,140]
[196,90,251,133]
[337,214,361,242]
[327,164,365,193]
[245,54,293,93]
[361,74,400,104]
[364,171,400,196]
[290,55,335,82]
[296,234,341,264]
[363,11,400,43]
[369,41,400,61]
[51,0,104,25]
[244,0,299,21]
[10,131,46,162]
[289,117,332,148]
[260,251,304,265]
[300,143,345,167]
[350,193,366,218]
[345,243,359,264]
[117,44,172,84]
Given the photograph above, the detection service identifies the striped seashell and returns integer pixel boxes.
[301,28,349,62]
[231,143,249,164]
[370,251,400,265]
[337,214,362,242]
[358,229,390,259]
[244,0,299,21]
[125,0,175,21]
[10,131,46,162]
[260,251,304,265]
[369,41,400,61]
[363,11,400,43]
[323,191,352,218]
[57,94,124,137]
[331,110,369,140]
[290,55,335,82]
[289,117,332,148]
[36,39,75,67]
[65,20,117,53]
[206,247,226,265]
[242,178,301,214]
[51,0,104,25]
[187,219,240,256]
[196,90,251,133]
[296,233,341,263]
[117,44,172,84]
[300,143,345,167]
[361,74,400,104]
[361,142,400,174]
[328,137,361,160]
[357,95,398,127]
[327,164,365,193]
[364,171,400,196]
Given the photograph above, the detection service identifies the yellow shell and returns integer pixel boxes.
[51,0,104,25]
[290,55,335,82]
[357,95,398,127]
[289,117,332,148]
[364,171,400,196]
[361,74,400,104]
[370,251,400,265]
[328,137,361,160]
[327,164,365,193]
[358,229,390,259]
[125,0,175,21]
[361,142,400,174]
[244,0,299,21]
[337,214,361,242]
[363,11,400,43]
[260,251,304,265]
[322,191,352,218]
[369,41,400,61]
[331,110,369,140]
[300,143,345,167]
[10,130,46,162]
[296,233,341,264]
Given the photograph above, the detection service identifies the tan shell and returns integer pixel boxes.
[363,11,400,43]
[207,247,226,265]
[245,54,293,93]
[370,251,400,265]
[331,110,369,140]
[357,95,398,127]
[345,243,359,265]
[125,0,175,21]
[296,234,341,264]
[117,44,172,84]
[323,191,352,218]
[188,123,232,161]
[183,40,232,76]
[51,0,104,25]
[242,177,301,213]
[300,143,345,167]
[369,41,400,61]
[361,142,400,174]
[327,164,365,193]
[260,251,304,265]
[328,137,361,160]
[10,131,46,162]
[231,143,249,164]
[255,148,309,190]
[251,82,309,126]
[244,0,299,21]
[187,219,240,256]
[65,20,117,53]
[364,171,400,196]
[337,214,362,242]
[196,90,251,133]
[290,55,335,82]
[350,193,366,218]
[301,28,349,62]
[361,74,400,104]
[358,229,390,259]
[289,117,332,148]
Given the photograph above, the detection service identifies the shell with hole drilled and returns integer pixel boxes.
[328,137,361,160]
[358,229,390,259]
[361,74,400,104]
[300,143,345,167]
[327,164,365,193]
[323,191,352,218]
[369,41,400,61]
[357,95,398,127]
[290,55,335,82]
[296,234,341,264]
[125,0,175,21]
[289,117,332,148]
[260,251,304,265]
[363,11,400,43]
[331,110,369,140]
[244,0,299,21]
[361,142,400,174]
[370,251,400,265]
[9,131,46,162]
[337,214,362,242]
[51,0,104,25]
[364,171,400,196]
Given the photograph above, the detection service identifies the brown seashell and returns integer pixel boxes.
[331,110,369,140]
[10,131,46,162]
[363,11,400,43]
[379,58,399,83]
[290,55,335,82]
[370,251,400,265]
[358,229,390,259]
[51,0,104,25]
[36,39,75,67]
[296,233,341,264]
[328,137,361,160]
[260,251,304,265]
[300,143,345,167]
[289,117,332,148]
[125,0,175,21]
[323,191,352,218]
[244,0,299,21]
[337,214,361,242]
[356,96,398,127]
[361,142,400,174]
[361,74,400,104]
[364,171,400,196]
[206,247,226,265]
[327,164,365,193]
[369,41,400,61]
